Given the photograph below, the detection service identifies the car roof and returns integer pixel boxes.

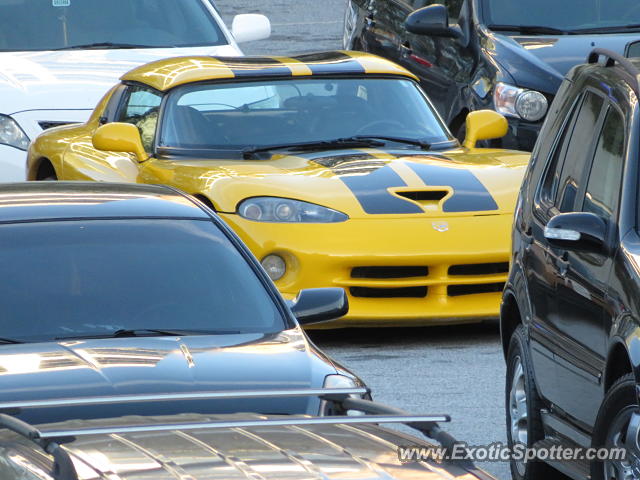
[4,413,464,480]
[0,182,208,223]
[121,51,419,92]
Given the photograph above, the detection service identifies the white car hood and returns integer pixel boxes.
[1,45,241,116]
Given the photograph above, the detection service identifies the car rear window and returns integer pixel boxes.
[0,219,285,342]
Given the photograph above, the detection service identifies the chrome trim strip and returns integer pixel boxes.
[39,415,449,439]
[0,387,369,410]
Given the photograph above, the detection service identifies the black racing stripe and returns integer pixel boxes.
[218,56,293,78]
[308,152,421,214]
[294,52,366,75]
[406,162,498,212]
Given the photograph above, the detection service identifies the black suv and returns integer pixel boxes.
[501,49,640,480]
[344,0,640,150]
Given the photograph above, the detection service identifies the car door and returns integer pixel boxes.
[398,0,474,123]
[62,84,161,183]
[523,92,603,399]
[551,102,626,426]
[362,0,411,63]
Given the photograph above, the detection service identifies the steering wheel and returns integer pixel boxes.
[356,120,405,135]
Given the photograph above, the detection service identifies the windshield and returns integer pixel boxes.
[0,0,226,51]
[158,77,453,153]
[0,220,285,342]
[481,0,640,32]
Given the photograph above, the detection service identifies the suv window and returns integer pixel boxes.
[555,91,604,212]
[118,86,162,152]
[582,107,625,220]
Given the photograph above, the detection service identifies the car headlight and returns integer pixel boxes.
[320,374,365,416]
[0,115,30,150]
[493,82,548,122]
[238,197,348,223]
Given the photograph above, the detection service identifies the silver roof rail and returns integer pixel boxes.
[0,387,369,411]
[0,387,462,480]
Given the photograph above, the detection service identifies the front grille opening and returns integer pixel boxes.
[396,190,448,201]
[350,286,427,298]
[447,283,505,297]
[351,266,429,279]
[448,262,509,276]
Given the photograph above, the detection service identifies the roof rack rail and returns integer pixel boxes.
[0,387,369,412]
[0,388,465,479]
[587,48,640,78]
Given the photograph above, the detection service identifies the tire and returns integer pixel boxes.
[591,373,639,480]
[506,325,567,479]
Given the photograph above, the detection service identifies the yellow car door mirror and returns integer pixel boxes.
[92,123,148,162]
[463,110,508,149]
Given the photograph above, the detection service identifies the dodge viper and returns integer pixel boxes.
[27,51,529,327]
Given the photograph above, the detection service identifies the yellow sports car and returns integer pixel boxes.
[27,51,529,327]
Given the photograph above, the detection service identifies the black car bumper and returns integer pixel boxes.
[499,118,543,152]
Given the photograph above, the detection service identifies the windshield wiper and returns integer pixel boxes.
[55,329,241,340]
[52,42,163,50]
[242,137,385,159]
[571,24,640,34]
[487,24,574,35]
[349,135,431,150]
[0,337,24,344]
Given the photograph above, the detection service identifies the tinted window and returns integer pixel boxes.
[0,220,284,342]
[582,108,625,219]
[160,78,453,152]
[118,86,162,152]
[481,0,640,31]
[0,0,226,52]
[555,92,604,212]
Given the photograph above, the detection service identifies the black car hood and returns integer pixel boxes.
[488,31,639,93]
[0,329,336,423]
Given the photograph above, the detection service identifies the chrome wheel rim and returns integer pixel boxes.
[603,406,640,480]
[510,355,528,476]
[342,2,358,49]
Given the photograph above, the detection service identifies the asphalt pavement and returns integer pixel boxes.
[215,2,510,478]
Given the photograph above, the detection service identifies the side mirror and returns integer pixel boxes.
[92,123,147,162]
[544,212,606,253]
[405,5,462,39]
[231,14,271,44]
[463,110,508,149]
[290,288,348,326]
[625,40,640,58]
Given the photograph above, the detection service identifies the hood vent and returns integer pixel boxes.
[38,121,74,131]
[396,190,448,201]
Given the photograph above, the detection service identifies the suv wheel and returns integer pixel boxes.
[506,325,564,479]
[591,373,640,480]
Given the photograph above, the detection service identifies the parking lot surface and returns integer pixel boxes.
[215,2,510,478]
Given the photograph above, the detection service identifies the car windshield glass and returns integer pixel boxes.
[0,220,285,342]
[0,0,225,51]
[480,0,640,32]
[158,78,453,153]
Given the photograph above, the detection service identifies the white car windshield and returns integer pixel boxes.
[0,0,226,51]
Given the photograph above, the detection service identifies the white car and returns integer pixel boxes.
[0,0,270,181]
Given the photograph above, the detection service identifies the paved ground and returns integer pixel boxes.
[216,2,510,478]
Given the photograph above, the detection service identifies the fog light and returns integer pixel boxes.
[262,254,286,281]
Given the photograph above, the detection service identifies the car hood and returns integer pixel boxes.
[0,45,240,116]
[488,31,638,93]
[0,328,336,423]
[147,147,529,219]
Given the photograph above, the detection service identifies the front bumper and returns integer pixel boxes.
[220,213,512,328]
[498,117,542,152]
[0,144,28,181]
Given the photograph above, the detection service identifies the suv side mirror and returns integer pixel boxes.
[405,5,462,39]
[544,212,606,253]
[231,14,271,43]
[289,288,348,326]
[92,123,147,162]
[463,110,508,149]
[625,40,640,58]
